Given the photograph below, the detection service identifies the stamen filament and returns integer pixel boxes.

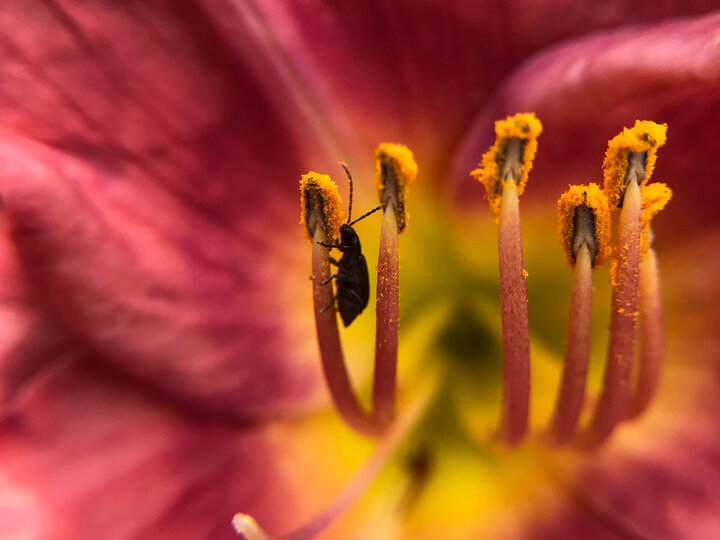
[549,243,593,444]
[372,143,416,428]
[551,184,609,444]
[373,203,399,428]
[498,180,530,446]
[586,180,642,445]
[628,246,665,418]
[312,226,378,437]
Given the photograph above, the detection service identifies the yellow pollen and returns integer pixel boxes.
[602,120,667,207]
[556,183,611,268]
[299,172,344,241]
[640,182,673,256]
[470,113,543,215]
[375,143,418,233]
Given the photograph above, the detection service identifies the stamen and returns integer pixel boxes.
[586,179,642,445]
[557,184,611,269]
[586,121,667,445]
[373,144,417,428]
[628,183,672,418]
[602,120,667,207]
[301,174,378,436]
[471,113,542,446]
[550,185,610,444]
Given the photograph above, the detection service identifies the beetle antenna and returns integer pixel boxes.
[341,162,353,223]
[350,205,382,226]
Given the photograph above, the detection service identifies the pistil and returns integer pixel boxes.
[373,144,417,428]
[550,185,610,444]
[233,374,436,540]
[471,113,542,446]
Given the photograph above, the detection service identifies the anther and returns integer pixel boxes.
[572,205,597,263]
[602,120,667,208]
[300,172,344,240]
[557,184,611,269]
[375,143,417,232]
[499,137,525,185]
[471,112,542,215]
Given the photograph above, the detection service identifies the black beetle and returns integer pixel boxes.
[318,164,381,326]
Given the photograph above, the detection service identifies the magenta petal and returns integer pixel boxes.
[0,358,310,539]
[0,224,74,409]
[0,137,323,417]
[200,0,720,173]
[0,0,338,224]
[530,408,720,539]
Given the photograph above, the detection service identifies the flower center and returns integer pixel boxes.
[234,117,673,539]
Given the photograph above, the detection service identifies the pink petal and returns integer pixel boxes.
[0,221,75,409]
[0,137,324,417]
[0,358,327,539]
[0,0,339,225]
[452,11,720,236]
[519,234,720,539]
[201,0,720,174]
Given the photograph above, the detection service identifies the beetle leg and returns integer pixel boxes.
[329,257,340,266]
[319,296,337,313]
[317,241,351,252]
[316,241,339,249]
[321,273,344,286]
